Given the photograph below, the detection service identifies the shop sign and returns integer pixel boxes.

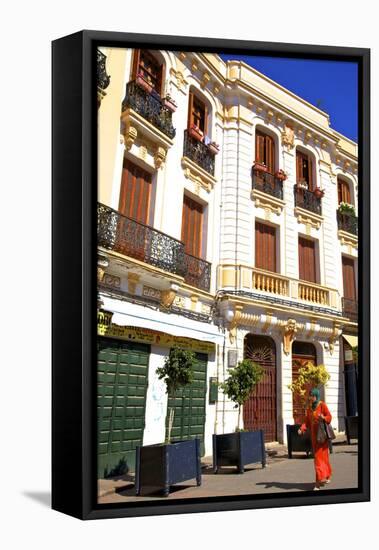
[98,318,215,353]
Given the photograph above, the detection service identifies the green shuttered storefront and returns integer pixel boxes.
[166,353,208,455]
[97,338,150,478]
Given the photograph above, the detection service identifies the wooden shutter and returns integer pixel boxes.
[296,151,303,183]
[342,256,356,300]
[298,237,316,283]
[338,179,351,204]
[119,159,151,224]
[266,134,275,174]
[255,131,266,163]
[255,222,277,273]
[203,103,208,136]
[181,196,204,258]
[308,156,314,191]
[132,49,141,79]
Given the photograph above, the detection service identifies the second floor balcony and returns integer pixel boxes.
[98,203,211,292]
[122,80,176,140]
[337,211,358,236]
[252,170,284,200]
[294,185,322,216]
[342,297,358,322]
[183,129,215,176]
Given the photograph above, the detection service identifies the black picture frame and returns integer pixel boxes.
[52,30,370,520]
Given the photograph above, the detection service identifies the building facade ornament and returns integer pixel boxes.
[127,272,140,295]
[281,123,295,149]
[154,146,166,169]
[283,319,297,355]
[160,289,177,309]
[124,125,138,151]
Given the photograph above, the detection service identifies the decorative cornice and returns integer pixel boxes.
[294,207,324,230]
[181,156,217,193]
[251,188,285,216]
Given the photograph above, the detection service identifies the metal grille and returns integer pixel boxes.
[183,252,211,292]
[183,130,215,175]
[122,80,176,139]
[243,335,277,442]
[342,297,358,321]
[97,203,186,276]
[294,185,322,215]
[337,211,358,235]
[252,170,284,199]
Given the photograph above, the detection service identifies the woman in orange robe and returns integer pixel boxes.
[299,388,332,490]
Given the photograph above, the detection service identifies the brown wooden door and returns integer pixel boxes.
[298,237,317,283]
[255,222,276,273]
[342,256,356,300]
[117,159,152,260]
[338,178,352,204]
[292,342,317,424]
[296,150,313,190]
[181,195,204,258]
[243,335,277,442]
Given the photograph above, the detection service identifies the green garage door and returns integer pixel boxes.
[166,353,208,455]
[97,338,150,478]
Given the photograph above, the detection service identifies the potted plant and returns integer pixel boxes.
[287,362,331,458]
[253,160,267,173]
[188,123,204,141]
[208,141,220,155]
[275,169,287,181]
[338,202,356,216]
[135,347,201,496]
[213,359,266,474]
[136,72,153,93]
[313,187,325,199]
[296,178,308,190]
[162,93,177,112]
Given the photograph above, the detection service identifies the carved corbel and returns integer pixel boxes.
[283,319,297,355]
[328,323,342,355]
[127,272,140,295]
[281,123,295,150]
[154,146,166,169]
[160,289,177,309]
[124,125,138,151]
[201,71,211,89]
[229,305,243,344]
[97,266,105,283]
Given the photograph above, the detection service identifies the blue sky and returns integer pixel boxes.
[219,55,358,142]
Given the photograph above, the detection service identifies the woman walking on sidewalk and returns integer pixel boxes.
[298,388,332,490]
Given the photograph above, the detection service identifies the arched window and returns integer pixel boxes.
[255,130,275,174]
[338,177,352,205]
[132,49,164,95]
[296,149,314,190]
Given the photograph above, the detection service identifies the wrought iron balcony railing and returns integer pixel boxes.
[98,203,185,276]
[342,297,358,322]
[252,170,284,200]
[294,185,322,215]
[122,80,176,139]
[183,253,211,292]
[337,211,358,236]
[183,130,215,176]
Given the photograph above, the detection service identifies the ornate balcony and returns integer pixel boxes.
[122,80,176,140]
[342,298,358,322]
[97,203,185,276]
[97,50,110,108]
[294,185,322,215]
[183,253,211,292]
[252,170,284,200]
[337,211,358,236]
[183,130,215,176]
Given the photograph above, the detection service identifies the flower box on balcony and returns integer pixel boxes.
[162,95,177,112]
[208,142,220,155]
[188,125,204,142]
[253,161,267,173]
[296,179,308,190]
[275,169,287,181]
[338,202,356,216]
[313,187,325,199]
[136,74,153,94]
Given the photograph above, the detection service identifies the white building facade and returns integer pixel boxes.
[96,48,358,477]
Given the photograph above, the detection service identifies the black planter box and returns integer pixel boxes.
[345,415,358,444]
[287,424,312,458]
[135,438,201,497]
[212,430,266,474]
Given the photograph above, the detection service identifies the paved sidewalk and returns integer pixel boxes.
[98,439,358,504]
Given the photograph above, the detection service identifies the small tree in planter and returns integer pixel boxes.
[156,346,196,443]
[135,347,201,497]
[338,202,356,216]
[213,359,266,473]
[287,362,331,458]
[220,359,265,431]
